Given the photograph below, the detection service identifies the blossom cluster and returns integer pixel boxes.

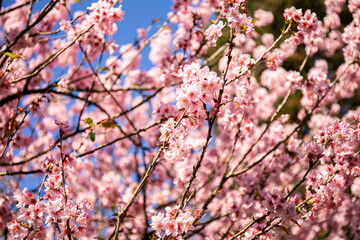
[261,190,297,222]
[229,85,248,115]
[204,21,225,47]
[150,206,196,238]
[8,189,45,239]
[8,153,93,239]
[177,62,223,117]
[159,117,190,163]
[204,2,254,47]
[225,4,254,37]
[87,0,124,35]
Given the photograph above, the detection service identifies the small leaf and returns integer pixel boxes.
[83,117,93,127]
[74,0,82,4]
[100,67,109,72]
[3,130,11,138]
[0,52,25,60]
[0,51,14,58]
[100,120,117,129]
[152,18,161,24]
[94,238,105,240]
[277,224,290,236]
[150,233,157,240]
[10,119,18,131]
[13,54,26,60]
[307,198,315,204]
[89,132,95,142]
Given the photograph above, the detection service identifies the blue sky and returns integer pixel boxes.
[117,0,173,42]
[116,0,173,69]
[3,0,173,68]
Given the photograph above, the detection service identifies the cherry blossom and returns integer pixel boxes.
[204,21,225,47]
[0,0,360,239]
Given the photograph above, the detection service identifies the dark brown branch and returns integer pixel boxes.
[0,169,42,176]
[0,1,31,16]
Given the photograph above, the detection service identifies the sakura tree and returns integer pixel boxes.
[1,0,360,239]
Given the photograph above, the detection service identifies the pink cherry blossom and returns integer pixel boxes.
[286,70,303,90]
[254,9,274,27]
[266,49,282,71]
[284,6,302,22]
[205,21,225,47]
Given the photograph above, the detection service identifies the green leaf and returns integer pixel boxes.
[89,132,95,142]
[0,51,25,60]
[83,117,93,127]
[0,52,14,58]
[100,67,109,72]
[74,0,82,4]
[100,120,117,129]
